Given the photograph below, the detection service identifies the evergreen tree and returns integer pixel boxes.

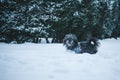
[0,0,120,43]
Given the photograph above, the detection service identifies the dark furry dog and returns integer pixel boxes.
[63,34,99,54]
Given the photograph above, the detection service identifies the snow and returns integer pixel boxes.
[0,38,120,80]
[78,0,82,3]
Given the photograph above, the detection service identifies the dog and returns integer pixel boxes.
[63,34,99,54]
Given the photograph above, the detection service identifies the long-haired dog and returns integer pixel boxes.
[63,34,99,54]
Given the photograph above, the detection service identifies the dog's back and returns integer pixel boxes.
[79,38,99,54]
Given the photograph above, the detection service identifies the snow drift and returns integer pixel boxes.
[0,38,120,80]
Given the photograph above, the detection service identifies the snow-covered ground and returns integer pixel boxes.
[0,38,120,80]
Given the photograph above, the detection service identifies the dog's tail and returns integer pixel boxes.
[88,38,99,47]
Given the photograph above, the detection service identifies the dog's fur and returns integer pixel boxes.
[63,34,99,54]
[63,34,78,50]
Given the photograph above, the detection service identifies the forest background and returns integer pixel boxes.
[0,0,120,43]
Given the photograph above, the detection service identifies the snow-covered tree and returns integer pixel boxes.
[0,0,120,43]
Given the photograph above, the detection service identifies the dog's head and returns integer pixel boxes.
[63,34,78,50]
